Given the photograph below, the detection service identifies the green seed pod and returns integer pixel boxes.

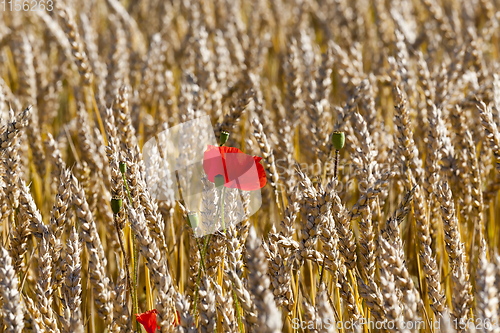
[214,174,225,188]
[187,212,199,229]
[111,197,123,214]
[331,131,345,151]
[220,131,230,146]
[119,161,127,174]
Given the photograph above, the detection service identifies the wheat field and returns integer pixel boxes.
[0,0,500,332]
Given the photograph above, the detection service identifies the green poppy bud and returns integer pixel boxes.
[111,197,123,214]
[187,212,199,229]
[331,131,345,151]
[119,161,127,174]
[214,174,225,188]
[220,131,229,146]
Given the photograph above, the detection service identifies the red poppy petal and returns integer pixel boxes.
[256,160,267,189]
[219,146,244,155]
[253,156,267,188]
[223,154,267,191]
[136,309,158,333]
[225,154,258,190]
[203,145,267,191]
[225,153,255,178]
[203,146,246,185]
[203,145,227,183]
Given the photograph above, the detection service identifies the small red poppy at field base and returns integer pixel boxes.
[136,309,160,333]
[203,145,267,191]
[136,309,180,332]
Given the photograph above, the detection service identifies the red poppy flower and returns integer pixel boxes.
[136,309,180,331]
[136,309,160,333]
[203,145,267,191]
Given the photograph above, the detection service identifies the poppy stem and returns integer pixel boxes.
[113,214,134,314]
[319,149,340,288]
[334,149,340,180]
[221,187,226,234]
[318,253,326,287]
[232,287,244,333]
[194,237,206,273]
[119,162,139,329]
